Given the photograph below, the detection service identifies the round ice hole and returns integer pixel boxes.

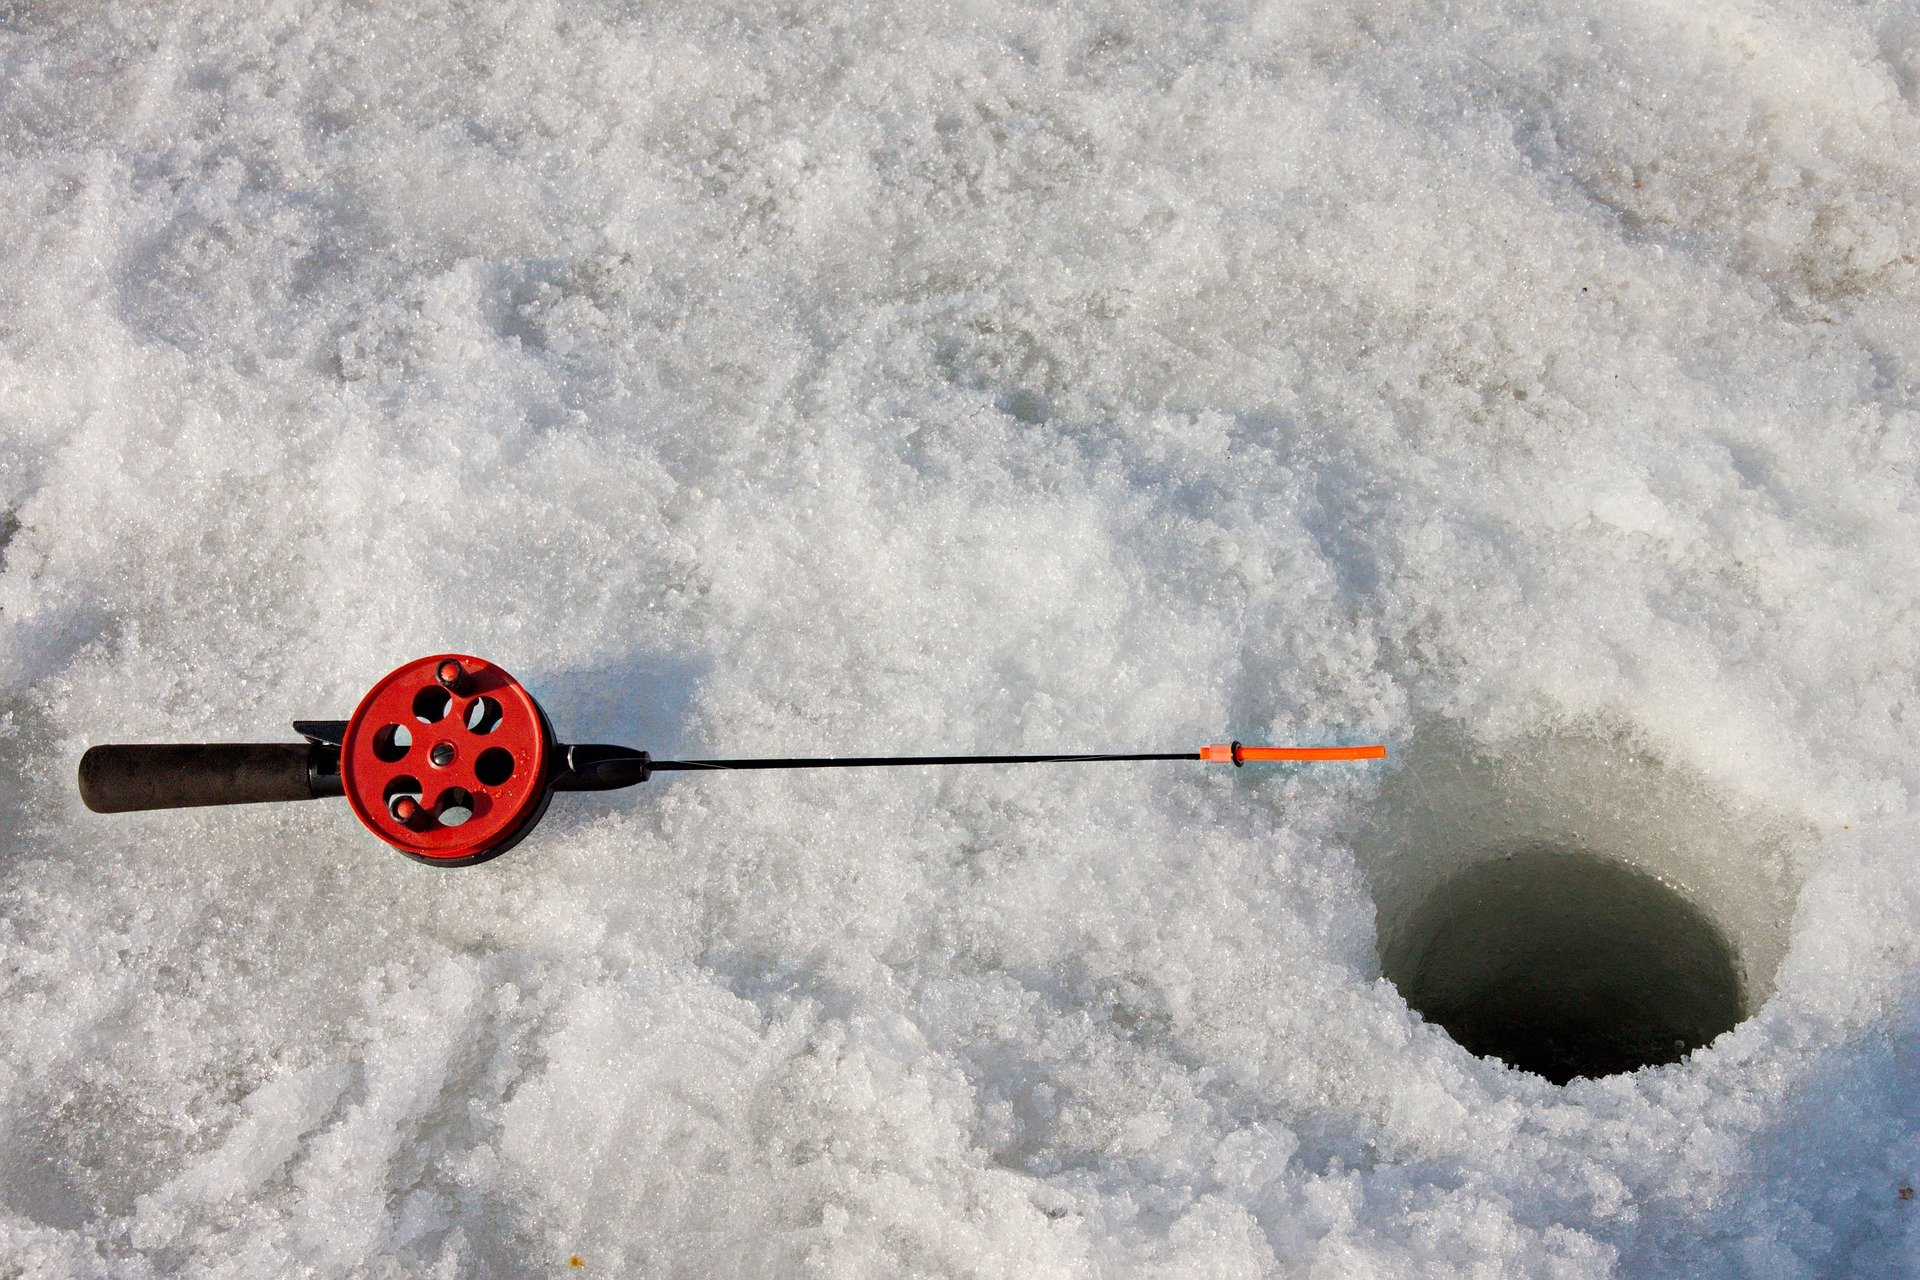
[373,724,411,763]
[465,696,503,734]
[474,747,514,786]
[1381,846,1745,1083]
[436,787,474,827]
[430,741,456,768]
[413,686,452,724]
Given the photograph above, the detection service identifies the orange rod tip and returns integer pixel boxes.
[1200,743,1387,764]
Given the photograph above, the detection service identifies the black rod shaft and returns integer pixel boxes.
[649,752,1198,772]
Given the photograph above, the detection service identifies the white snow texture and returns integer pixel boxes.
[2,0,1919,1276]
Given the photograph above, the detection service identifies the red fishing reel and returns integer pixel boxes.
[338,655,556,865]
[76,652,632,868]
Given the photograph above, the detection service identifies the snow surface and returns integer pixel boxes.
[2,0,1919,1274]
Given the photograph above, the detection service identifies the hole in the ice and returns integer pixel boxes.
[413,686,452,724]
[474,747,514,786]
[372,724,411,762]
[1381,845,1744,1083]
[1353,727,1807,1085]
[436,787,474,827]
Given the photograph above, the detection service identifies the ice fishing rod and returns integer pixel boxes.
[77,654,1386,867]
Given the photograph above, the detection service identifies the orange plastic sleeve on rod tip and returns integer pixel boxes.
[1199,742,1387,764]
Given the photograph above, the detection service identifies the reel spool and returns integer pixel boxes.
[339,655,555,866]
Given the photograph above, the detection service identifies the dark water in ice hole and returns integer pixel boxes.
[1380,846,1746,1084]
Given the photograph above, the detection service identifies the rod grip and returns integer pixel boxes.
[78,743,323,813]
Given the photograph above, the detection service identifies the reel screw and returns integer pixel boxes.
[390,795,420,823]
[436,659,475,694]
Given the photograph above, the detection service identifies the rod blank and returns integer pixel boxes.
[648,751,1197,772]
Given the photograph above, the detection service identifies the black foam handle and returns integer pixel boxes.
[79,743,323,813]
